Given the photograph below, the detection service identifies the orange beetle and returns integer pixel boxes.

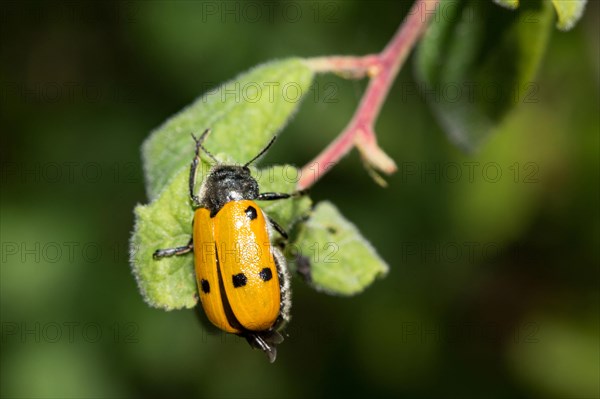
[153,129,300,362]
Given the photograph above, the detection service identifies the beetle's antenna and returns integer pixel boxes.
[191,129,218,164]
[244,136,276,167]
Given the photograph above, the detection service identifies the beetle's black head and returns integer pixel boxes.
[201,165,259,216]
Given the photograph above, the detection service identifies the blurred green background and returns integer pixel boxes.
[1,1,598,398]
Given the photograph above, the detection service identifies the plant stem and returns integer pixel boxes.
[298,0,441,190]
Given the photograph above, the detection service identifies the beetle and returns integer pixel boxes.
[153,129,303,362]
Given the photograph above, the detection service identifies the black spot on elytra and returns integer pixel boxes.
[245,206,258,220]
[326,226,338,234]
[259,268,273,282]
[200,279,210,293]
[232,273,248,288]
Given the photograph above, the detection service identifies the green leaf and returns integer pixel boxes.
[415,0,553,150]
[494,0,588,31]
[130,167,197,310]
[141,58,314,200]
[494,0,519,10]
[289,201,389,296]
[130,165,312,310]
[551,0,587,31]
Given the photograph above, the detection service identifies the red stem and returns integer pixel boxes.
[298,0,441,190]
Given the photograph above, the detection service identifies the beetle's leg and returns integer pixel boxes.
[243,330,282,363]
[258,190,307,239]
[256,189,308,201]
[267,217,288,240]
[294,254,312,284]
[153,237,193,259]
[189,129,211,207]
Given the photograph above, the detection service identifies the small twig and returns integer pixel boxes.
[298,0,441,190]
[303,55,380,79]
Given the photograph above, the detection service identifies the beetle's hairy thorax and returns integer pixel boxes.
[198,165,259,216]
